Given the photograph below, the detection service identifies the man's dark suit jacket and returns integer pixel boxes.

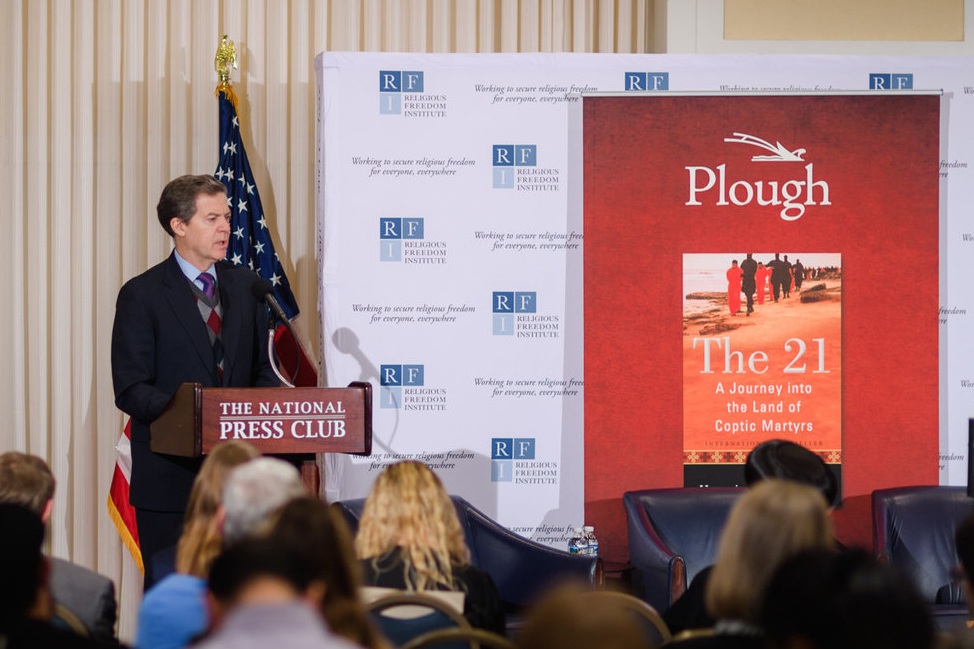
[111,253,278,512]
[49,557,118,643]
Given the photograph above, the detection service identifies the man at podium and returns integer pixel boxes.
[111,174,278,588]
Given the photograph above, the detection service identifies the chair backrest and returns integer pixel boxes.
[401,627,516,649]
[623,487,743,611]
[366,591,471,648]
[872,486,974,604]
[362,586,466,615]
[576,591,672,647]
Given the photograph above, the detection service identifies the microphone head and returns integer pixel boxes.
[251,278,274,300]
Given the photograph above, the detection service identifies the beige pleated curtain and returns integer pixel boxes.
[0,0,652,640]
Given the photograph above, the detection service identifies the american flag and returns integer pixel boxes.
[214,90,300,319]
[107,420,142,573]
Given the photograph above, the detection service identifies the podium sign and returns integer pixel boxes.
[151,382,372,457]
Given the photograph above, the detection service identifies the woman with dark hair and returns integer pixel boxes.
[263,496,388,649]
[193,533,360,649]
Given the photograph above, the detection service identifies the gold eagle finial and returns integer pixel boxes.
[214,35,238,83]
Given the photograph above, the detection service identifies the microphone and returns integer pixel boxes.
[251,279,289,326]
[251,278,302,388]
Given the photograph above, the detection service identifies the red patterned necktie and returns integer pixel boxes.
[197,272,224,379]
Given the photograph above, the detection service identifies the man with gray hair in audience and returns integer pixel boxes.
[136,456,307,648]
[219,457,309,545]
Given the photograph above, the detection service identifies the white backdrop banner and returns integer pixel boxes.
[316,52,974,546]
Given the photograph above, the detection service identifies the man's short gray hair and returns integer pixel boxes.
[221,457,306,545]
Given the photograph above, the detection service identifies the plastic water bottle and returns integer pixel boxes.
[568,527,586,554]
[582,525,599,556]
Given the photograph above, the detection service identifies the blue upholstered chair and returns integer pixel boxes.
[335,495,601,613]
[623,487,744,613]
[872,485,974,629]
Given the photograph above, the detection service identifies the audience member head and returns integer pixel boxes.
[762,548,934,649]
[705,479,833,625]
[205,535,323,631]
[0,504,49,631]
[175,441,260,577]
[355,460,469,591]
[744,439,838,506]
[516,582,654,649]
[0,451,56,521]
[220,457,305,546]
[261,496,384,649]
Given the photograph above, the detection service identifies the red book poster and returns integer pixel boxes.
[682,252,842,485]
[584,93,938,553]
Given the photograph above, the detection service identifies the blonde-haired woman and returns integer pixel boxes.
[355,460,505,634]
[669,479,834,648]
[136,440,260,649]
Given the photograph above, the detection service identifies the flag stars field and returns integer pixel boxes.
[215,86,299,319]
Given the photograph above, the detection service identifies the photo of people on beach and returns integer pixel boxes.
[682,252,842,484]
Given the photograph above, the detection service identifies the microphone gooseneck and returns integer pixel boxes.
[252,278,302,387]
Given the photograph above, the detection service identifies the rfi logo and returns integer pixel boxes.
[379,217,424,262]
[379,70,425,115]
[492,144,537,189]
[868,73,913,90]
[492,291,537,336]
[491,437,536,482]
[379,364,424,409]
[624,72,669,91]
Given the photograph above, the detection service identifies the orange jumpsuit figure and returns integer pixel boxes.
[755,262,769,305]
[726,260,743,315]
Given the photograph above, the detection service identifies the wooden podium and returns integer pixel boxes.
[150,381,372,493]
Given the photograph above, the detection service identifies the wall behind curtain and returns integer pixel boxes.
[0,0,652,640]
